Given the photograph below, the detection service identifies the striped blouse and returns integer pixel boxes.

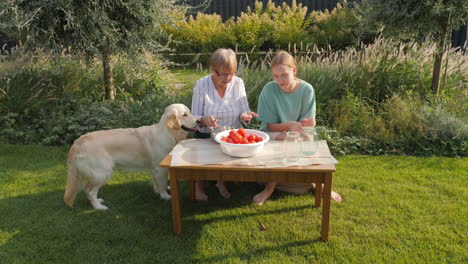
[191,75,251,132]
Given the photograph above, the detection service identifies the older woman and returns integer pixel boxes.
[192,48,258,200]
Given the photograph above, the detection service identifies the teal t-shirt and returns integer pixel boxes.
[257,80,316,131]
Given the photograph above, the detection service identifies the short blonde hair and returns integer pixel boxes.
[209,48,237,72]
[271,51,296,69]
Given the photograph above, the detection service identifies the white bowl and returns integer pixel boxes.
[214,129,270,158]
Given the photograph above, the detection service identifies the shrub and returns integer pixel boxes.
[322,93,375,137]
[300,38,441,105]
[164,13,235,54]
[163,0,322,55]
[233,2,275,52]
[0,51,190,145]
[239,38,467,156]
[413,105,468,156]
[307,1,375,50]
[0,69,58,117]
[0,91,190,145]
[321,95,467,157]
[265,0,312,49]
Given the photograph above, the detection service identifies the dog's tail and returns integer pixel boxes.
[64,145,81,208]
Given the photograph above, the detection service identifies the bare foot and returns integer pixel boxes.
[320,184,342,202]
[252,189,273,205]
[331,191,342,202]
[253,183,277,205]
[195,181,208,201]
[216,182,231,199]
[195,191,208,201]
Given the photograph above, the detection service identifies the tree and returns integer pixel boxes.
[0,0,178,100]
[359,0,468,95]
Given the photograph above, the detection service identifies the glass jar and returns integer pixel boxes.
[284,131,302,161]
[301,126,318,156]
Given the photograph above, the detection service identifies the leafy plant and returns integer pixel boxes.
[164,12,235,54]
[238,38,467,156]
[307,1,369,50]
[0,69,58,117]
[359,0,468,95]
[1,0,180,100]
[233,2,275,52]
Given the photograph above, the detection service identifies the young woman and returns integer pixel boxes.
[254,51,342,205]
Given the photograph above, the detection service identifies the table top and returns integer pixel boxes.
[160,154,336,172]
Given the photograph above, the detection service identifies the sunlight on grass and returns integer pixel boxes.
[0,143,466,263]
[170,68,208,90]
[0,165,67,198]
[0,230,20,246]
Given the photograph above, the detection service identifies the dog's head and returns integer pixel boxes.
[163,104,198,133]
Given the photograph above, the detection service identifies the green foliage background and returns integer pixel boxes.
[0,1,466,157]
[163,0,369,64]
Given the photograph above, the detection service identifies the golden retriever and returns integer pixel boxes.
[64,103,198,210]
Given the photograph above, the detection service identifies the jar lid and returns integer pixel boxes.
[302,126,315,132]
[285,131,301,137]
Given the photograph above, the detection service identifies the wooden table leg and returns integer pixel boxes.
[321,172,332,241]
[314,181,322,208]
[169,168,182,235]
[188,180,195,201]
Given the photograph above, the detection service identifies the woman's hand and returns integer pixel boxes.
[199,115,219,128]
[300,118,316,127]
[287,121,303,132]
[241,111,259,122]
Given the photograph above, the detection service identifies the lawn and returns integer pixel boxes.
[170,68,208,90]
[0,143,466,264]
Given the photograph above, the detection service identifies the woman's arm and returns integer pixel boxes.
[300,118,316,127]
[191,77,218,128]
[267,121,303,132]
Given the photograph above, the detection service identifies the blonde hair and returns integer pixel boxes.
[209,48,237,72]
[271,51,296,69]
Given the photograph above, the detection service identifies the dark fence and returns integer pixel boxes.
[452,24,467,50]
[0,33,16,55]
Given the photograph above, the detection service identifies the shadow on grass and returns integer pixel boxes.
[0,181,201,263]
[0,180,323,263]
[194,238,321,263]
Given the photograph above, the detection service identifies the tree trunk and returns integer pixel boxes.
[431,23,448,96]
[101,48,115,100]
[440,12,453,97]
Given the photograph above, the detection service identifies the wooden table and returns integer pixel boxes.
[160,154,335,241]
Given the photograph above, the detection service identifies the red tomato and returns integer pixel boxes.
[224,130,266,144]
[237,128,247,137]
[227,130,241,144]
[247,134,257,142]
[229,130,239,138]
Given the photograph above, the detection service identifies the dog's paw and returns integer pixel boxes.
[160,192,171,200]
[97,198,104,203]
[93,204,109,210]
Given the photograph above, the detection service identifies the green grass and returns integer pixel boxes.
[170,68,208,89]
[0,143,466,264]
